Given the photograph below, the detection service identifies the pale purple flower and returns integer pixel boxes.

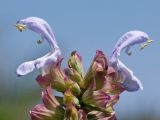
[16,17,61,76]
[109,31,152,91]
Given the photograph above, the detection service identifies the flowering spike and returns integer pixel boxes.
[109,31,152,91]
[16,17,61,76]
[16,21,151,119]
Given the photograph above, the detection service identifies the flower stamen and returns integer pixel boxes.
[15,24,26,32]
[140,39,153,50]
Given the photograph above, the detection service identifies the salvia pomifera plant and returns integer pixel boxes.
[16,17,153,120]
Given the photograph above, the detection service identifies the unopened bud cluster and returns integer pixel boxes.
[31,50,125,120]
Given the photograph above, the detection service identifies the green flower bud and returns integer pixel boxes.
[65,78,81,95]
[64,68,84,88]
[63,89,80,107]
[68,51,84,76]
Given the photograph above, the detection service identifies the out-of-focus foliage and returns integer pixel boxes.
[0,89,40,120]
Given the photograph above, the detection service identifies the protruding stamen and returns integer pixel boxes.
[140,39,153,50]
[147,39,153,43]
[15,24,26,32]
[140,43,148,50]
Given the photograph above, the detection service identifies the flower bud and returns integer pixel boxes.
[30,104,64,120]
[68,51,84,76]
[102,67,125,94]
[42,87,60,109]
[83,50,108,89]
[65,78,81,95]
[64,68,84,88]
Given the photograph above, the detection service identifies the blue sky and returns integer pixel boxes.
[0,0,160,118]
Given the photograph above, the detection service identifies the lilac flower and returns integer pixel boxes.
[16,17,61,76]
[109,31,153,91]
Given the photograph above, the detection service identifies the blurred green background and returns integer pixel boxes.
[0,0,160,120]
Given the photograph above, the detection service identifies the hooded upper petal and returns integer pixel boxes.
[109,31,151,91]
[110,31,150,61]
[16,17,59,50]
